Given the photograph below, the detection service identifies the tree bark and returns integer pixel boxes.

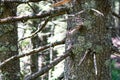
[64,0,113,80]
[0,3,20,80]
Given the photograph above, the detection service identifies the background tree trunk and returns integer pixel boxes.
[28,3,50,80]
[29,3,40,80]
[64,0,113,80]
[0,3,20,80]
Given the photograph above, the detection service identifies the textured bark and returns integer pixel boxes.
[65,0,113,80]
[118,0,120,36]
[0,3,20,80]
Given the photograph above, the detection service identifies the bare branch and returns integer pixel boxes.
[0,7,70,24]
[27,2,37,13]
[0,39,65,69]
[24,47,72,80]
[19,17,50,41]
[0,0,45,4]
[25,10,84,41]
[112,11,120,19]
[78,49,92,66]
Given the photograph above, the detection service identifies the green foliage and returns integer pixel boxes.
[111,60,120,80]
[20,40,30,48]
[112,70,120,80]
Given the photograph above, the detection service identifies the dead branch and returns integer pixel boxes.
[19,17,50,41]
[0,0,45,4]
[18,10,85,41]
[0,7,70,24]
[112,11,120,19]
[24,47,72,80]
[27,2,37,13]
[0,39,65,69]
[78,49,92,66]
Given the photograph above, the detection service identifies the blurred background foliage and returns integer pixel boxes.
[17,1,66,80]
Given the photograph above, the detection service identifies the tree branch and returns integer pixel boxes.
[78,49,92,66]
[0,0,45,4]
[24,47,72,80]
[27,2,37,13]
[0,39,65,69]
[19,17,50,41]
[0,7,70,24]
[112,11,120,19]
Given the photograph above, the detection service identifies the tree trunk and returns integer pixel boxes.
[30,34,40,80]
[30,20,39,75]
[118,0,120,36]
[29,6,49,79]
[64,0,113,80]
[29,4,40,80]
[0,3,20,80]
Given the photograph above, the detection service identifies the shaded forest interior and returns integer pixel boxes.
[0,0,120,80]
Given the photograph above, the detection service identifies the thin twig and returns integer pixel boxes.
[78,49,92,66]
[27,2,37,13]
[112,11,120,19]
[93,53,97,75]
[19,17,50,41]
